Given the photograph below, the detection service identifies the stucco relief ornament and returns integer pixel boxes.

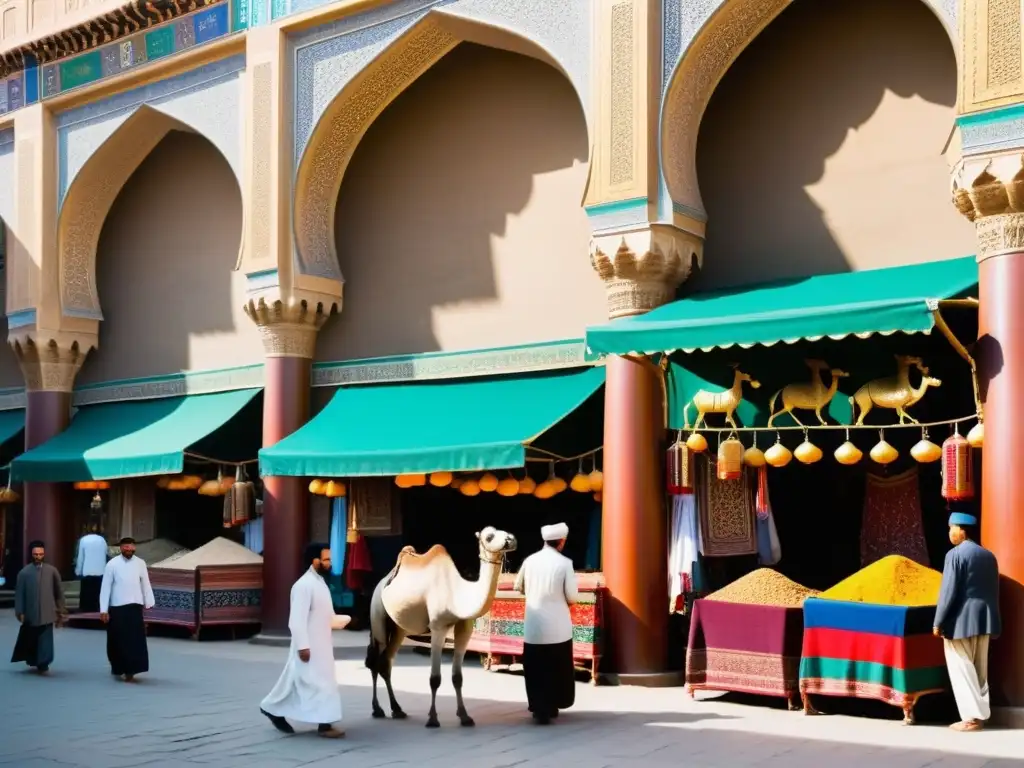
[589,225,702,319]
[951,154,1024,260]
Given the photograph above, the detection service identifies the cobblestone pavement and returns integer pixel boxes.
[1,612,1022,768]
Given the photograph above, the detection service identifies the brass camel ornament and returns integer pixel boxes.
[767,359,850,427]
[683,365,761,429]
[850,355,942,425]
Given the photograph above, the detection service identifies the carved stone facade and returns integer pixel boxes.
[590,225,701,318]
[244,295,333,360]
[952,152,1024,259]
[10,334,89,392]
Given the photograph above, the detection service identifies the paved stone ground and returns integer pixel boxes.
[0,612,1022,768]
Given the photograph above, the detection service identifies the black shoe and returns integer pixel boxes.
[261,708,295,734]
[36,665,49,673]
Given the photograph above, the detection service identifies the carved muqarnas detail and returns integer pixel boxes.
[590,229,698,319]
[0,0,221,79]
[10,337,89,393]
[951,155,1024,259]
[244,297,334,359]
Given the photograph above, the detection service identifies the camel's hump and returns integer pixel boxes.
[395,543,450,567]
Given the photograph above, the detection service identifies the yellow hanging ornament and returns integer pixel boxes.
[686,432,708,453]
[570,460,591,492]
[533,481,556,500]
[497,476,520,497]
[588,468,604,492]
[518,476,537,495]
[325,480,347,498]
[834,429,863,465]
[308,478,326,495]
[794,431,823,464]
[870,430,899,465]
[551,476,568,494]
[593,491,602,503]
[460,479,481,496]
[765,434,792,468]
[479,473,499,492]
[910,428,941,463]
[967,420,984,449]
[429,472,453,487]
[450,477,464,490]
[743,434,766,468]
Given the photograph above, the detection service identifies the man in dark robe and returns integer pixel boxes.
[513,523,579,725]
[11,540,66,673]
[100,537,155,682]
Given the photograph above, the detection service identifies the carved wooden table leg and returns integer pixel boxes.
[787,694,801,711]
[902,697,917,725]
[688,686,696,699]
[801,692,822,715]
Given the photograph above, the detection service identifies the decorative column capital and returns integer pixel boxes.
[590,224,702,319]
[244,295,334,359]
[9,332,92,393]
[952,153,1024,262]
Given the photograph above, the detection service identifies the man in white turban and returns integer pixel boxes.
[513,522,579,724]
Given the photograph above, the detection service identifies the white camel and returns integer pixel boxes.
[365,526,518,728]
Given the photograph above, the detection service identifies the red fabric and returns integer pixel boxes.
[860,468,929,567]
[344,534,373,590]
[802,626,945,670]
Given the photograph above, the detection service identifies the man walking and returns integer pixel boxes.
[514,522,579,725]
[933,511,1002,732]
[100,537,155,682]
[75,523,108,614]
[11,541,66,673]
[261,543,350,738]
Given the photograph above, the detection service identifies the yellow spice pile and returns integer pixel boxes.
[819,555,941,607]
[706,568,819,608]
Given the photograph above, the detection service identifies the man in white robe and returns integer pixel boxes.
[514,523,579,725]
[100,537,155,682]
[261,543,351,738]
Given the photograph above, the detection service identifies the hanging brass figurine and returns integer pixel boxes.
[767,359,850,426]
[850,355,942,425]
[683,365,761,429]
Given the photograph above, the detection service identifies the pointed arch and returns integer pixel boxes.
[291,8,592,283]
[659,0,959,217]
[57,106,241,321]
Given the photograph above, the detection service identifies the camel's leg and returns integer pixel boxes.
[725,411,738,429]
[855,400,870,426]
[897,408,919,425]
[694,409,706,430]
[381,623,408,719]
[368,585,389,719]
[787,408,805,427]
[425,627,447,728]
[451,619,475,727]
[814,407,827,426]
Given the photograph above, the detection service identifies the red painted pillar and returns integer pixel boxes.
[978,247,1024,708]
[602,354,668,680]
[23,391,73,575]
[260,355,312,635]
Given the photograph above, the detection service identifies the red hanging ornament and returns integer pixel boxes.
[941,428,974,501]
[666,438,693,495]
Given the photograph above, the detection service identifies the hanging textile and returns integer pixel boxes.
[669,494,703,612]
[696,457,757,557]
[329,497,347,576]
[345,533,373,591]
[861,468,929,568]
[242,516,264,554]
[585,504,602,570]
[754,467,782,566]
[350,478,401,535]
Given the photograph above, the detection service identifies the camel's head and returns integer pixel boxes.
[896,354,928,374]
[924,376,943,389]
[831,369,850,379]
[476,527,518,559]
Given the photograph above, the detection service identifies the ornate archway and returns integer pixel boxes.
[659,0,959,217]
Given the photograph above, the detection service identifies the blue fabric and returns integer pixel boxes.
[242,517,263,554]
[803,598,912,637]
[585,505,601,570]
[329,498,346,577]
[948,512,978,527]
[934,539,1002,640]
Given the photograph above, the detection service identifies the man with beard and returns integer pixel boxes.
[11,541,66,673]
[260,543,351,738]
[100,537,155,682]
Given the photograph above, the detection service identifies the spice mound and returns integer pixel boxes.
[706,568,818,608]
[820,555,941,607]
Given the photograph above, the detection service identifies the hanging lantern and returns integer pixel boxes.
[181,475,204,490]
[450,477,464,490]
[0,483,20,504]
[686,432,708,453]
[479,473,499,492]
[90,492,104,513]
[588,468,603,492]
[497,476,520,497]
[410,474,427,487]
[156,476,172,489]
[551,476,568,493]
[325,480,347,498]
[911,428,941,463]
[743,434,766,468]
[429,472,453,487]
[308,478,326,495]
[870,431,899,465]
[518,475,536,495]
[835,441,863,465]
[396,474,425,488]
[942,429,975,501]
[533,481,556,500]
[460,479,481,496]
[166,478,190,491]
[765,435,792,468]
[220,474,236,493]
[666,438,693,494]
[593,491,602,503]
[200,468,229,497]
[95,481,111,490]
[794,438,823,465]
[73,481,97,491]
[570,460,591,492]
[967,420,984,449]
[717,435,743,481]
[395,475,413,489]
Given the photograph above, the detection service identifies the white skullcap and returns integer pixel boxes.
[541,523,569,542]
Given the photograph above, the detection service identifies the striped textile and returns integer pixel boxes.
[799,598,948,706]
[197,564,262,626]
[149,568,199,629]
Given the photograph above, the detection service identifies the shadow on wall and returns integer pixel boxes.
[78,130,262,384]
[0,224,24,389]
[692,0,974,292]
[319,42,601,362]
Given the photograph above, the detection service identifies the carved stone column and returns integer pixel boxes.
[10,334,90,575]
[591,225,698,683]
[245,297,330,635]
[954,154,1024,709]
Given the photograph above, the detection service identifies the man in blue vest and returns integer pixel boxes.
[933,511,1001,732]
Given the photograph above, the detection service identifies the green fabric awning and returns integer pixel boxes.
[11,389,260,483]
[0,409,25,448]
[259,366,605,478]
[585,256,979,356]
